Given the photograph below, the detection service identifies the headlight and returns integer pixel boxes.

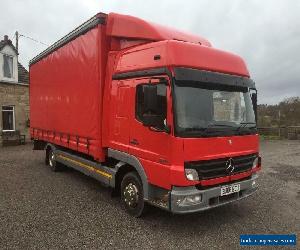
[185,168,199,181]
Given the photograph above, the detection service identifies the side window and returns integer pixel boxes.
[3,55,13,78]
[136,83,167,127]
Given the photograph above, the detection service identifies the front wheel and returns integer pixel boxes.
[121,172,145,217]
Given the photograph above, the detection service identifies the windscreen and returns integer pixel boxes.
[174,81,256,137]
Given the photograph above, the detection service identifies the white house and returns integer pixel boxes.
[0,35,29,145]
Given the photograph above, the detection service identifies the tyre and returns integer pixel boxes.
[46,148,63,172]
[121,172,145,217]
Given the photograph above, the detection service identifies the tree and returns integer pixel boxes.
[257,97,300,127]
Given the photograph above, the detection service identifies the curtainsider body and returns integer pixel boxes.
[30,12,261,217]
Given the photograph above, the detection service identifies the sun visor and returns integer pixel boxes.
[174,67,255,88]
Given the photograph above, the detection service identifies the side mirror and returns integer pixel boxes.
[144,85,158,114]
[142,114,162,127]
[251,92,257,122]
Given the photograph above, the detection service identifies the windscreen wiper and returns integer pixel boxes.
[183,123,234,136]
[203,123,233,133]
[195,123,236,136]
[183,126,206,132]
[236,122,256,132]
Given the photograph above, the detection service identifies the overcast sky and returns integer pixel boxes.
[1,0,299,104]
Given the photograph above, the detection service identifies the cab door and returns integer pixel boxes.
[128,77,171,186]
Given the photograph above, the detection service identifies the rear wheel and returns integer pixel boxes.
[46,148,63,172]
[121,172,145,217]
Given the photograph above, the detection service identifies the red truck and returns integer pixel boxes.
[30,12,261,217]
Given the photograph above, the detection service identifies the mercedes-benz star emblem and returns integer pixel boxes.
[226,158,235,173]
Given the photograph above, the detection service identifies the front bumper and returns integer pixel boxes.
[170,174,258,214]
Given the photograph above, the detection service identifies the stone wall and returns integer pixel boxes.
[0,82,30,144]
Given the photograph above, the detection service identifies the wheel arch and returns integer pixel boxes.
[108,149,149,200]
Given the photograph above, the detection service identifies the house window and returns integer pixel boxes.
[3,54,13,78]
[2,106,15,131]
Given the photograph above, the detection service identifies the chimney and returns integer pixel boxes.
[4,35,8,41]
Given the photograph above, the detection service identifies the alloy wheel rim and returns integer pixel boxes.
[123,182,139,208]
[49,152,55,167]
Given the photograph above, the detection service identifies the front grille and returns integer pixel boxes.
[185,153,257,180]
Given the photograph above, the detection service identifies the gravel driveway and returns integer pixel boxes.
[0,140,299,249]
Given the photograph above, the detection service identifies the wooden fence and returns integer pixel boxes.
[258,126,300,139]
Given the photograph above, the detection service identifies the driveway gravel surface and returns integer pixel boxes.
[0,140,299,249]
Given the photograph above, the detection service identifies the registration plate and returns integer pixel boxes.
[220,184,240,196]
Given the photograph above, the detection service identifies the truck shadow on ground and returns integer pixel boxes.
[143,201,252,226]
[61,166,255,232]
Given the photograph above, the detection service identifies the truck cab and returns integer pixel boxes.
[104,38,260,215]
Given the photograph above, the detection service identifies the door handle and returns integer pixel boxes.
[130,138,139,145]
[158,158,169,164]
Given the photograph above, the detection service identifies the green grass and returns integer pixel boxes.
[259,135,281,140]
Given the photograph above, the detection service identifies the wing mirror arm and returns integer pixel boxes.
[149,124,171,134]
